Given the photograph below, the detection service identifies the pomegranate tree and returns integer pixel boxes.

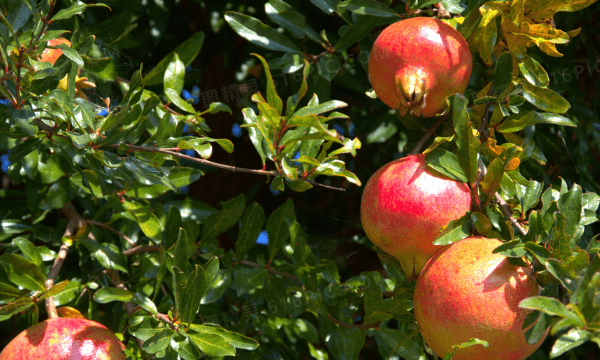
[368,17,472,117]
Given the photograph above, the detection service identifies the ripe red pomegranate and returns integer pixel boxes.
[0,317,125,360]
[414,237,546,360]
[360,154,471,277]
[40,37,71,65]
[368,17,472,117]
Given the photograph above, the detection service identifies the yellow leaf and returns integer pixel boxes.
[510,0,525,27]
[539,42,564,57]
[505,157,521,171]
[476,9,501,66]
[525,0,598,21]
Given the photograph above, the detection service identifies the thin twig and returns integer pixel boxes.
[86,219,136,247]
[409,115,448,155]
[106,143,346,191]
[230,257,299,281]
[123,244,162,257]
[326,314,380,330]
[494,193,527,236]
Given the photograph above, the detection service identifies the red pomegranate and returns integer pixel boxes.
[414,237,546,360]
[368,17,472,117]
[0,317,126,360]
[360,154,471,276]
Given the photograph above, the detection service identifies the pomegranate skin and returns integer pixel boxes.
[368,17,472,117]
[360,154,471,276]
[414,237,546,360]
[0,317,126,360]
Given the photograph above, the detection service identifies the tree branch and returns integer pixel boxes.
[494,193,527,236]
[123,244,162,257]
[409,115,448,155]
[86,219,136,247]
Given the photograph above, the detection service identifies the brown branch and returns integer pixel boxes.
[106,143,346,191]
[45,202,86,319]
[86,219,136,247]
[123,245,162,257]
[107,143,277,176]
[409,115,448,155]
[494,193,527,236]
[327,314,380,330]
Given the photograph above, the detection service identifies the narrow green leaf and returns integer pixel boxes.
[518,54,549,88]
[145,32,205,86]
[492,53,514,95]
[252,53,283,115]
[480,146,520,204]
[0,254,46,291]
[181,265,207,324]
[188,332,236,357]
[0,297,35,317]
[443,338,489,360]
[52,1,110,21]
[338,0,399,17]
[433,213,472,246]
[201,194,246,241]
[164,53,185,95]
[267,198,296,261]
[13,237,43,266]
[93,287,134,303]
[522,81,571,114]
[451,94,479,185]
[225,12,302,54]
[550,329,590,358]
[425,148,468,183]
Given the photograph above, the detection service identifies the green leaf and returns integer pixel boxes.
[57,44,84,67]
[51,1,110,21]
[93,287,134,303]
[522,180,543,213]
[164,53,185,95]
[433,213,472,246]
[190,323,260,350]
[265,0,306,39]
[338,0,399,17]
[286,60,311,116]
[323,317,367,360]
[165,88,196,114]
[8,137,42,163]
[0,282,28,301]
[519,296,582,323]
[480,146,520,204]
[267,198,296,262]
[201,194,246,241]
[233,267,268,296]
[252,53,283,115]
[471,212,493,236]
[451,94,479,185]
[492,52,514,95]
[125,201,163,241]
[318,54,341,81]
[522,81,571,114]
[79,239,129,273]
[0,254,46,291]
[128,316,162,341]
[545,258,579,294]
[13,237,43,266]
[188,332,236,357]
[175,228,190,275]
[518,54,549,88]
[204,102,232,115]
[0,297,35,317]
[225,12,302,53]
[142,329,173,354]
[242,108,267,166]
[334,14,380,51]
[475,9,499,66]
[180,265,207,324]
[492,240,528,257]
[443,338,489,360]
[145,32,205,86]
[557,183,583,241]
[550,329,591,358]
[425,148,468,182]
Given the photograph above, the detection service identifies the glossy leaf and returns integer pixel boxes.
[200,194,246,241]
[93,287,134,303]
[145,32,205,86]
[492,52,514,95]
[550,329,591,358]
[443,338,489,360]
[522,82,571,114]
[425,148,468,183]
[480,147,520,204]
[338,0,399,17]
[235,202,266,260]
[267,198,296,261]
[0,254,46,291]
[451,94,479,185]
[225,12,302,54]
[164,53,185,95]
[433,213,472,246]
[518,54,549,88]
[188,332,236,357]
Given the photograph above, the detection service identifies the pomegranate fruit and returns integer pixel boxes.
[0,317,126,360]
[368,17,472,117]
[414,237,546,360]
[40,37,71,65]
[360,154,471,276]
